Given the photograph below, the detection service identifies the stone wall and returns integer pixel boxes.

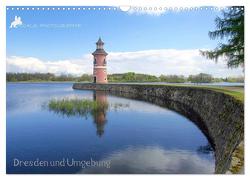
[72,83,244,174]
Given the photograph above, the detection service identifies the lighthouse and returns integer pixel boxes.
[92,37,108,83]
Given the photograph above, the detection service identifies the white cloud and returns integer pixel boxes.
[6,56,89,76]
[108,49,243,78]
[7,49,243,78]
[80,146,214,173]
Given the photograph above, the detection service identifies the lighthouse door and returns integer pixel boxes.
[94,76,96,83]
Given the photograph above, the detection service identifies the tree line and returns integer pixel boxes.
[7,72,244,83]
[6,73,77,82]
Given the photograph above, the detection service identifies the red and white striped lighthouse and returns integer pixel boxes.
[92,38,108,84]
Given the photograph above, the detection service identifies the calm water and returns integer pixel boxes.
[7,83,215,174]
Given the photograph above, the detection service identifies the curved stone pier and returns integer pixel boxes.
[72,83,244,174]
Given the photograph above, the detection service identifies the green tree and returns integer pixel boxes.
[200,6,244,68]
[159,75,186,83]
[188,73,213,83]
[123,72,136,81]
[78,74,93,82]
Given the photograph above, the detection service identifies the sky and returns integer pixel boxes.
[6,6,243,77]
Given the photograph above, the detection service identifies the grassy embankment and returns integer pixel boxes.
[138,84,244,102]
[177,85,243,102]
[182,85,243,102]
[203,86,244,102]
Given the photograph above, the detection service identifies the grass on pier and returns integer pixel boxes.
[136,83,244,102]
[178,85,244,102]
[203,86,244,102]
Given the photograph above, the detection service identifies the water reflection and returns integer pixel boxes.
[93,91,108,137]
[7,83,215,174]
[107,91,215,149]
[197,144,213,154]
[80,146,214,174]
[47,90,130,137]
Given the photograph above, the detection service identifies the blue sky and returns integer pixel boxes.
[6,6,243,77]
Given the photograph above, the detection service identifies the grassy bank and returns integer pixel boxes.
[173,85,244,102]
[203,86,244,102]
[130,83,244,102]
[166,84,244,102]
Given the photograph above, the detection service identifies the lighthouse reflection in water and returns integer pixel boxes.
[93,91,108,137]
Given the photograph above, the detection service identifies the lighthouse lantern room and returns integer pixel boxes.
[92,38,108,84]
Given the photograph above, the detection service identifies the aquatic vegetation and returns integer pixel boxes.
[47,98,130,117]
[48,98,109,117]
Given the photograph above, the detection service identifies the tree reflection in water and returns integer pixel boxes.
[197,144,213,154]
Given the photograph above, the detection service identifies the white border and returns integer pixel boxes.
[0,0,249,180]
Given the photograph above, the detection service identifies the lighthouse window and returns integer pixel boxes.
[94,58,97,65]
[104,58,106,65]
